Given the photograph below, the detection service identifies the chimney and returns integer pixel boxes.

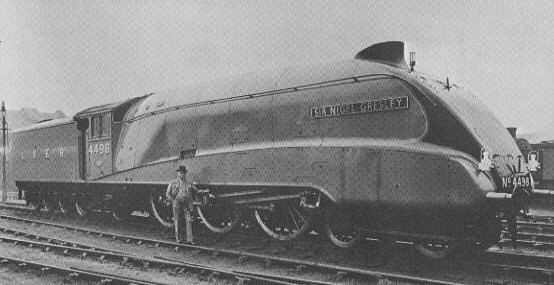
[507,127,517,139]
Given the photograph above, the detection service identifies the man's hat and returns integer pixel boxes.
[176,165,188,172]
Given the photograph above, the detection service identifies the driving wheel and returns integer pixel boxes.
[324,206,362,248]
[150,191,174,228]
[197,204,242,233]
[254,200,314,241]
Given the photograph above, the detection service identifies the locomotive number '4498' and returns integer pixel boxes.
[501,174,531,189]
[88,143,110,155]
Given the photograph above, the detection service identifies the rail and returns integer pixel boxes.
[0,255,171,285]
[0,214,464,285]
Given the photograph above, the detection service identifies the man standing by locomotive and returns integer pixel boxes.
[166,165,197,244]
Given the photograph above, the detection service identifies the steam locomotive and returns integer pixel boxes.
[5,41,543,258]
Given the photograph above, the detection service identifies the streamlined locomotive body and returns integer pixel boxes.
[7,42,539,257]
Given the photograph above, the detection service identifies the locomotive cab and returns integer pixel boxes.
[83,112,113,179]
[74,96,148,181]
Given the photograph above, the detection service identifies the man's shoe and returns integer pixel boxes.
[185,241,197,246]
[176,239,185,244]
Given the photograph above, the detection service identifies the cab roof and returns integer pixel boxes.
[73,95,149,120]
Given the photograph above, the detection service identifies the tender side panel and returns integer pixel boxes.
[9,122,79,200]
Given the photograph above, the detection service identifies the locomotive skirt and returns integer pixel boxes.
[172,199,193,243]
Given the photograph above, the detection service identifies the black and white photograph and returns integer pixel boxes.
[1,1,553,284]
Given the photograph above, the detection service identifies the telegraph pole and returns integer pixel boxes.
[1,101,6,202]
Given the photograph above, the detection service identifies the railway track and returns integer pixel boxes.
[2,204,554,282]
[502,231,554,248]
[514,220,554,234]
[0,234,330,285]
[0,255,171,285]
[2,213,554,284]
[0,224,347,284]
[498,216,554,250]
[0,214,465,285]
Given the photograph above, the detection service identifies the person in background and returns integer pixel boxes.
[528,152,540,172]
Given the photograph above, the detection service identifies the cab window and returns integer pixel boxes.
[102,113,111,137]
[90,117,96,138]
[89,113,111,139]
[98,115,103,137]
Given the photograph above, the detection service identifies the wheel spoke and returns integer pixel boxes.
[288,207,300,231]
[254,198,314,241]
[292,207,306,224]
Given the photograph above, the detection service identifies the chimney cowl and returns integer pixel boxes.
[355,41,410,69]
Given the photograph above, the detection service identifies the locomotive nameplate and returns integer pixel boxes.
[311,96,409,119]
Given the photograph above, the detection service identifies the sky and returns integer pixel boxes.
[1,1,553,140]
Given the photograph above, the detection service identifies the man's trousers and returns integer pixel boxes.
[172,199,193,243]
